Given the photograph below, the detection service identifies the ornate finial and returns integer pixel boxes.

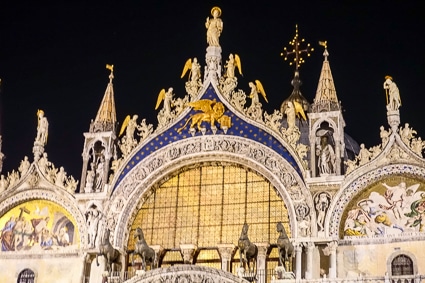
[319,40,329,60]
[280,25,314,70]
[106,64,114,82]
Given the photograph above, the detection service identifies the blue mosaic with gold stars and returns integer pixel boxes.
[114,84,302,191]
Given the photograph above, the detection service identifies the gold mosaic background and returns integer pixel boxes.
[128,164,290,266]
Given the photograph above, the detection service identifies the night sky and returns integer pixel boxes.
[0,1,424,179]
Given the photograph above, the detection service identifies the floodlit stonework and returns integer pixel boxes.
[1,6,425,283]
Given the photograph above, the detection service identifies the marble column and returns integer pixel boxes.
[327,241,338,279]
[217,244,236,272]
[294,242,303,280]
[256,242,270,283]
[304,242,315,279]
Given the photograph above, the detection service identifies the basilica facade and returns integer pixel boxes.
[1,6,424,283]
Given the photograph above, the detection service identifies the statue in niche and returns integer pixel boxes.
[35,109,49,145]
[94,156,105,192]
[383,76,401,111]
[205,6,223,47]
[84,163,95,193]
[86,205,102,248]
[316,135,336,175]
[315,192,330,232]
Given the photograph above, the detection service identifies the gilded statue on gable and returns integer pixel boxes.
[205,7,223,47]
[177,99,231,133]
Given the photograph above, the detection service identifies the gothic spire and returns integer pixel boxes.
[311,42,341,112]
[90,64,117,132]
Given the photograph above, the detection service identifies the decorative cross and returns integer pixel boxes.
[280,25,314,70]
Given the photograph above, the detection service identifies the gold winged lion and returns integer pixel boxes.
[177,99,231,133]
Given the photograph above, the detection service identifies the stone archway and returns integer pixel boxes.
[123,265,248,283]
[107,135,314,248]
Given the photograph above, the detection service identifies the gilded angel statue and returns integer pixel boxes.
[224,53,242,79]
[181,58,201,83]
[249,80,268,105]
[155,88,174,114]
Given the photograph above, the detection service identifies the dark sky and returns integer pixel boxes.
[0,1,424,179]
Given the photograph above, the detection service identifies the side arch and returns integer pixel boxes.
[0,189,88,248]
[326,163,425,238]
[106,135,314,248]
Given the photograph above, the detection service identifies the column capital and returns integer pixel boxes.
[217,243,236,260]
[254,242,270,258]
[180,244,197,264]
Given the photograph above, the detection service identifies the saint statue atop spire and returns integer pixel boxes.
[205,7,223,47]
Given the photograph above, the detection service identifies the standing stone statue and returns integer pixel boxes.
[205,6,223,47]
[383,76,401,111]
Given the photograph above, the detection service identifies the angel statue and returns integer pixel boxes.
[246,80,267,121]
[205,6,223,47]
[181,57,201,83]
[383,75,401,111]
[224,53,242,80]
[181,58,202,100]
[155,87,175,126]
[118,115,139,155]
[249,80,268,105]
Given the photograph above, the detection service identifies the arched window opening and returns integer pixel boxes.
[391,254,413,276]
[17,269,35,283]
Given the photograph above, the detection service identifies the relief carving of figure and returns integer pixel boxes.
[205,7,223,47]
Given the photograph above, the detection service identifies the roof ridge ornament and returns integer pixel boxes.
[280,25,314,71]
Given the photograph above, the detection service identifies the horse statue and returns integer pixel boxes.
[276,221,294,270]
[96,228,121,273]
[132,227,157,271]
[238,223,258,273]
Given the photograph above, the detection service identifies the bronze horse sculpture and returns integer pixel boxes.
[238,223,258,272]
[276,221,294,269]
[132,227,157,271]
[96,228,121,273]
